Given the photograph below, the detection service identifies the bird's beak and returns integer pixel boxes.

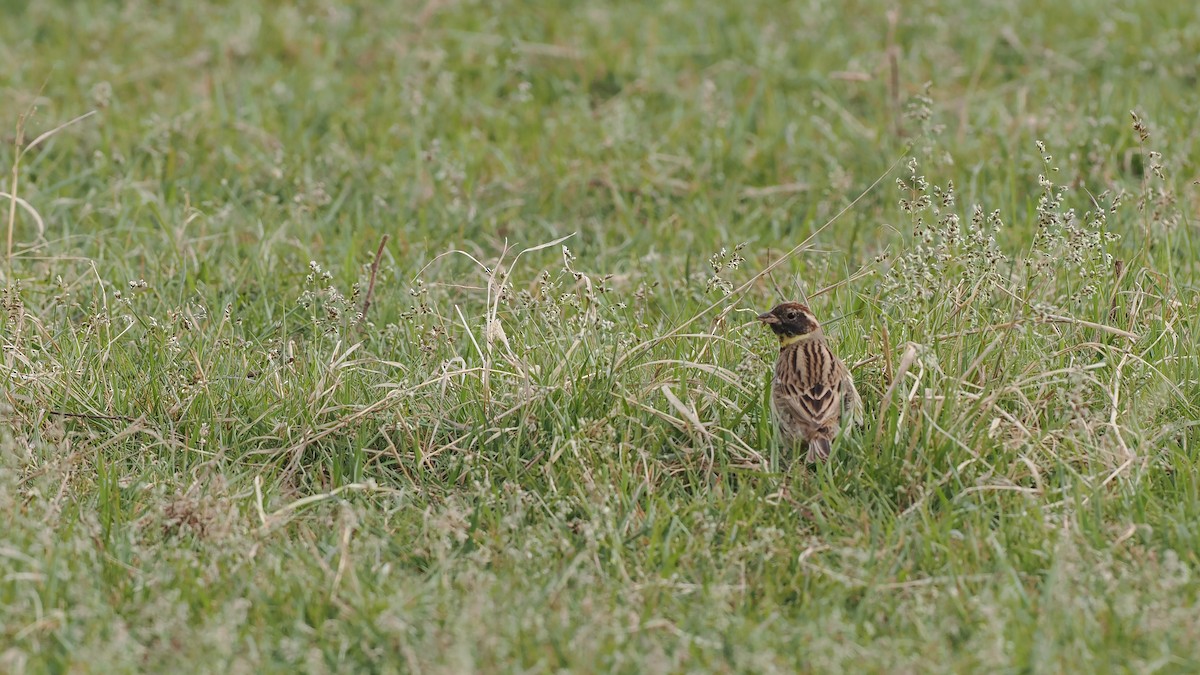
[757,312,779,324]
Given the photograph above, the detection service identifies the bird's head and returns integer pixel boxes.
[757,302,820,343]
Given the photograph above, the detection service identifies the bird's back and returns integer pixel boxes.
[772,337,844,431]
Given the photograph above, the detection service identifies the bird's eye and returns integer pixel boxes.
[786,310,797,319]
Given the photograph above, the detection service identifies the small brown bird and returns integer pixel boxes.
[758,302,862,462]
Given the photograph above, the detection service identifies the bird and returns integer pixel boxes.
[757,302,862,462]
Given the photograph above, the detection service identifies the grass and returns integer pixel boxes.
[2,0,1199,672]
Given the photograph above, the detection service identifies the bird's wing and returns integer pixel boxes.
[774,376,841,428]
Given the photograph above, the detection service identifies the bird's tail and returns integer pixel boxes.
[807,438,832,462]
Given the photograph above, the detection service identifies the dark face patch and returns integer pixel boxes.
[759,302,817,337]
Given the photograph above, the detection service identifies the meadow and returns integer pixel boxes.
[2,0,1199,672]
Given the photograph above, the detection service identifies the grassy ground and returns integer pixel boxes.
[2,0,1199,672]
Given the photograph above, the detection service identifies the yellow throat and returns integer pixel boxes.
[779,331,821,348]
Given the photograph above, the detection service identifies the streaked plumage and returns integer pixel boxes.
[758,302,862,462]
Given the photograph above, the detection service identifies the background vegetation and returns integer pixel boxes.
[2,0,1198,671]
